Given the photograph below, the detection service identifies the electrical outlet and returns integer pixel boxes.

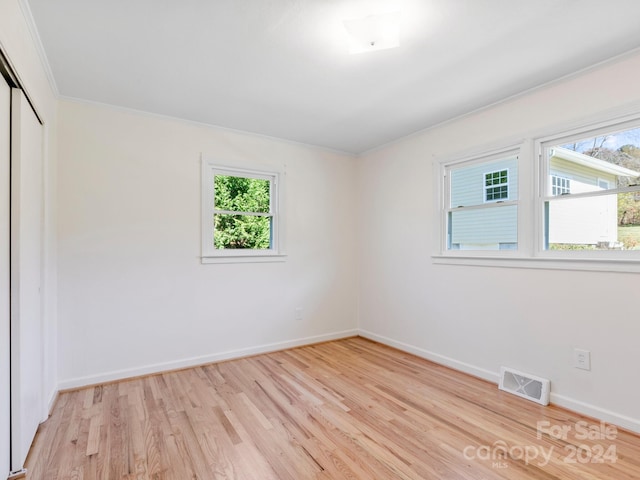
[294,307,303,321]
[574,348,591,371]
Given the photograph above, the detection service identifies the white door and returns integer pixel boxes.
[10,88,45,470]
[0,72,11,478]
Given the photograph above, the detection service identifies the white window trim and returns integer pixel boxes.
[201,156,287,264]
[534,121,640,263]
[436,145,522,258]
[433,120,640,272]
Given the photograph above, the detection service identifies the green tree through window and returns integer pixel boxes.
[213,174,272,249]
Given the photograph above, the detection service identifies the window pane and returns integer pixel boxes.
[545,193,640,250]
[486,184,508,201]
[548,127,640,195]
[214,214,272,249]
[214,174,271,213]
[448,205,517,250]
[450,157,517,207]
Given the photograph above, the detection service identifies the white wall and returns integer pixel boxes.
[358,50,640,432]
[56,100,358,388]
[0,0,58,474]
[6,0,640,447]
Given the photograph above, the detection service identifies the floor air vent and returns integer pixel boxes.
[499,367,550,406]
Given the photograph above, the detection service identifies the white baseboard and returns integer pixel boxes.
[550,393,640,434]
[358,329,640,434]
[57,329,358,391]
[45,387,58,417]
[358,329,500,383]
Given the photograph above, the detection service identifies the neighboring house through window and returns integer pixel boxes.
[446,152,518,251]
[543,139,640,251]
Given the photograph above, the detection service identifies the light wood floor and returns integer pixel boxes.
[26,337,640,479]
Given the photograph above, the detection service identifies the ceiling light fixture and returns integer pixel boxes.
[343,11,400,54]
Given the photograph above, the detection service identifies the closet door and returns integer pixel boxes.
[0,72,11,478]
[10,88,44,470]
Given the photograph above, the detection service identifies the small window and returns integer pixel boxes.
[446,153,518,251]
[202,158,284,263]
[213,173,272,250]
[485,169,509,202]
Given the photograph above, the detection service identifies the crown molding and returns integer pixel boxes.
[17,0,59,97]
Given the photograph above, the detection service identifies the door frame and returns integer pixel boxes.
[0,53,13,480]
[0,47,46,476]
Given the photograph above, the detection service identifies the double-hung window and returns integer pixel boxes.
[201,158,284,263]
[540,122,640,254]
[437,115,640,270]
[444,150,519,251]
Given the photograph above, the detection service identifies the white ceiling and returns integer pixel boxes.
[25,0,640,154]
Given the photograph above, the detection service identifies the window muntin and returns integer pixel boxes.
[446,154,518,251]
[542,124,640,253]
[201,160,282,261]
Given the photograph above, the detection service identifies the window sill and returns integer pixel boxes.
[201,253,288,264]
[432,254,640,273]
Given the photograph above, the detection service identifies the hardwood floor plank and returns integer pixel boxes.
[25,337,640,479]
[85,415,101,457]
